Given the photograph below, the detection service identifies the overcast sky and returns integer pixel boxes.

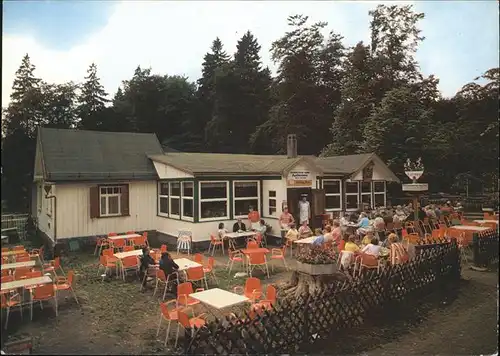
[2,1,499,106]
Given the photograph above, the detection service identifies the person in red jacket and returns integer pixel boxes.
[248,206,260,230]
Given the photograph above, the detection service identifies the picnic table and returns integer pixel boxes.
[190,288,250,322]
[447,225,493,244]
[1,260,36,271]
[1,275,52,292]
[173,258,202,272]
[107,233,141,241]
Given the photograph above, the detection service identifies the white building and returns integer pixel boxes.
[33,128,400,249]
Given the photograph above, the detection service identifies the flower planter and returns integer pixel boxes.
[405,170,424,182]
[295,261,336,275]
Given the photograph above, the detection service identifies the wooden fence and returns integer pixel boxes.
[184,241,461,354]
[472,229,499,268]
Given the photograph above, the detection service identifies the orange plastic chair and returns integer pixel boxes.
[14,267,32,280]
[208,234,224,256]
[24,270,45,291]
[270,245,288,272]
[97,255,117,277]
[247,252,270,278]
[108,232,118,237]
[175,309,207,348]
[112,238,126,251]
[203,257,218,284]
[176,282,203,310]
[156,300,180,346]
[193,253,203,265]
[102,248,118,263]
[252,284,277,312]
[226,249,244,276]
[123,245,134,252]
[15,255,31,262]
[234,277,262,303]
[246,240,259,249]
[153,269,179,300]
[30,283,58,320]
[54,270,79,305]
[94,237,109,256]
[1,291,22,329]
[43,257,65,276]
[186,266,209,290]
[133,235,148,248]
[121,256,139,281]
[160,244,168,253]
[354,253,381,277]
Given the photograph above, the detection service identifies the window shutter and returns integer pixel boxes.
[89,186,99,218]
[121,184,130,216]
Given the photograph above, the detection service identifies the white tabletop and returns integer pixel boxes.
[1,275,52,291]
[294,236,317,244]
[107,234,141,241]
[1,260,36,270]
[474,220,498,224]
[451,225,492,231]
[190,288,249,309]
[173,258,202,271]
[113,249,142,259]
[224,231,257,239]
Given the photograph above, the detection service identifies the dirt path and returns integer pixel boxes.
[364,268,498,356]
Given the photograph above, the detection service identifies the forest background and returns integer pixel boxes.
[2,5,498,212]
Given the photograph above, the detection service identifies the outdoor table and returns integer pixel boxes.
[113,249,142,259]
[1,260,36,271]
[1,250,27,257]
[293,236,316,244]
[107,233,141,241]
[240,248,270,255]
[190,288,250,323]
[447,225,493,244]
[173,258,202,272]
[1,275,52,292]
[473,220,498,225]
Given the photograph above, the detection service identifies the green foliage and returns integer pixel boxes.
[1,5,498,212]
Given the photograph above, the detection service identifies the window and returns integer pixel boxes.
[233,181,260,218]
[182,182,194,220]
[158,182,169,216]
[374,181,386,207]
[324,179,342,211]
[100,186,121,217]
[200,181,229,220]
[169,182,180,218]
[268,190,277,216]
[361,181,372,209]
[345,181,359,210]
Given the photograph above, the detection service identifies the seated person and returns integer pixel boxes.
[356,213,370,236]
[232,218,247,233]
[331,220,342,244]
[279,207,295,230]
[139,247,157,287]
[257,219,268,235]
[218,223,228,239]
[298,221,313,238]
[159,252,180,294]
[361,238,381,257]
[285,224,299,242]
[361,228,375,246]
[343,235,360,253]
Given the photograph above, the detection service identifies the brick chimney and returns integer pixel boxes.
[287,134,297,159]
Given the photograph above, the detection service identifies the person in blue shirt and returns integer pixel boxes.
[356,212,370,236]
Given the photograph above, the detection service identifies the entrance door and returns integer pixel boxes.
[287,188,312,226]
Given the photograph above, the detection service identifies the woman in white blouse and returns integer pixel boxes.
[361,238,381,257]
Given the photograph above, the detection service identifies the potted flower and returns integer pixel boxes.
[404,157,424,183]
[295,245,338,275]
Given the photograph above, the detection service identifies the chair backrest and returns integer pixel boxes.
[122,256,138,268]
[186,266,204,280]
[177,282,194,296]
[245,277,261,295]
[102,248,114,257]
[108,232,118,237]
[53,257,61,268]
[160,302,174,321]
[114,239,126,247]
[266,285,277,303]
[15,255,31,262]
[127,231,136,235]
[26,270,43,278]
[207,256,215,269]
[358,253,379,267]
[1,275,14,283]
[193,253,203,264]
[177,309,191,328]
[247,240,258,249]
[156,269,167,281]
[160,244,168,253]
[33,284,55,298]
[67,270,75,286]
[14,267,31,280]
[123,245,134,252]
[248,252,266,265]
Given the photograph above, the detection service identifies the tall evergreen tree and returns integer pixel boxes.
[77,63,109,130]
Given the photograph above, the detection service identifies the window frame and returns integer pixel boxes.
[268,190,277,217]
[373,181,387,208]
[181,181,194,222]
[323,179,342,212]
[99,186,122,217]
[199,181,229,222]
[232,180,260,219]
[158,182,169,217]
[361,181,372,209]
[345,181,359,211]
[169,182,181,219]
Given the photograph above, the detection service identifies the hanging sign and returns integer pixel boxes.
[287,171,312,187]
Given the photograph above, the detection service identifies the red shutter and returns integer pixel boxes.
[121,184,130,216]
[89,186,99,218]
